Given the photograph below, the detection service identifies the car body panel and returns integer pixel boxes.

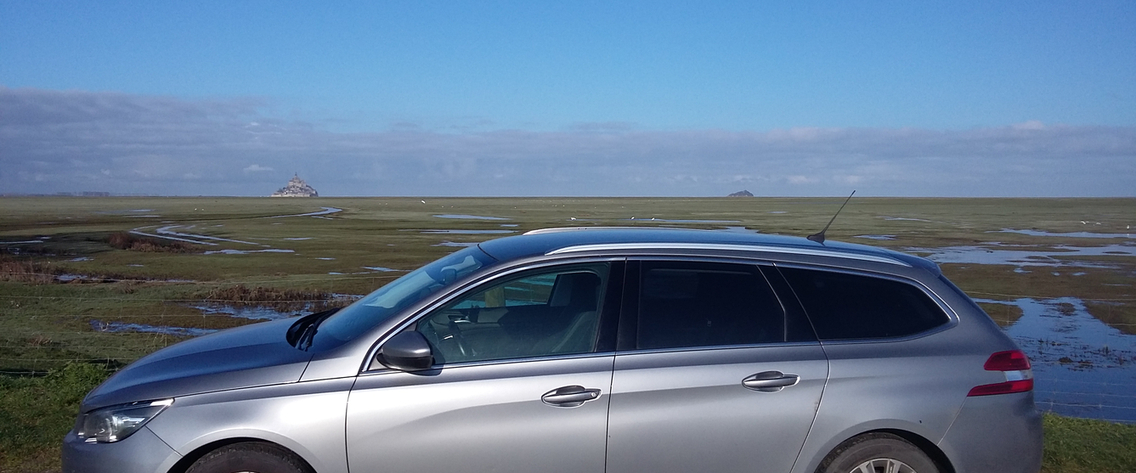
[81,318,310,411]
[939,392,1044,473]
[346,355,613,473]
[606,345,828,473]
[144,377,353,473]
[62,426,179,473]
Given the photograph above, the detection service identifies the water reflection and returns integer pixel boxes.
[90,320,217,337]
[855,235,896,241]
[993,229,1134,239]
[434,214,511,221]
[985,297,1136,423]
[189,303,313,321]
[421,229,515,234]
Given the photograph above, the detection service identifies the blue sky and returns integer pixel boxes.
[2,1,1134,196]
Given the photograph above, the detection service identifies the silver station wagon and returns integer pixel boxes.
[63,227,1042,473]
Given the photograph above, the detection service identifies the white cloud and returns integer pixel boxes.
[2,87,1134,197]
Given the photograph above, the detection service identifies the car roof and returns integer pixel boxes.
[477,226,938,272]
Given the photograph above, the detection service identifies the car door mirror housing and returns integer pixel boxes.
[378,331,434,371]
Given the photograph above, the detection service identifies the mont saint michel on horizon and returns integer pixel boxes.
[271,174,318,197]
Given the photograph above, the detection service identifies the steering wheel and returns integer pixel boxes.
[446,320,475,359]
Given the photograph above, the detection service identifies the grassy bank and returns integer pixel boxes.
[1,363,1133,472]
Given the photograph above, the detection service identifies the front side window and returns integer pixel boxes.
[636,261,788,350]
[415,263,611,364]
[778,267,949,340]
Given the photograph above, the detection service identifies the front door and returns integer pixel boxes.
[346,262,619,473]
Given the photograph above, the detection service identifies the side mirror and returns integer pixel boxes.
[378,331,434,371]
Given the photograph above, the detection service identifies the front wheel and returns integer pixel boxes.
[186,441,313,473]
[817,433,940,473]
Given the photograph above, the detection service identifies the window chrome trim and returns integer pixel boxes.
[612,340,825,357]
[547,243,911,267]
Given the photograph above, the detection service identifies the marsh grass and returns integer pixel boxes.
[0,363,109,473]
[1,196,1133,371]
[0,196,1133,471]
[1042,414,1136,473]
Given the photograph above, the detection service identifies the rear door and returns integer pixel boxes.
[605,260,827,473]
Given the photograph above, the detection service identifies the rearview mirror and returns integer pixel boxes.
[378,331,434,371]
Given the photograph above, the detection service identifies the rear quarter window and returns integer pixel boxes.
[778,267,949,340]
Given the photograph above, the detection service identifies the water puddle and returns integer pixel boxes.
[434,214,511,221]
[57,274,94,282]
[96,209,157,216]
[434,241,479,247]
[913,244,1136,268]
[89,320,218,337]
[284,237,313,241]
[267,207,343,218]
[154,225,264,246]
[984,297,1136,423]
[720,226,759,234]
[855,235,897,241]
[421,229,515,235]
[69,257,93,262]
[203,249,295,255]
[993,229,1135,239]
[883,216,931,222]
[188,303,313,321]
[625,218,741,224]
[130,229,214,246]
[330,267,406,275]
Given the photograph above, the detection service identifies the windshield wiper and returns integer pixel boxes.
[287,308,340,350]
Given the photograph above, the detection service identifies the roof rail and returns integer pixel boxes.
[546,242,910,267]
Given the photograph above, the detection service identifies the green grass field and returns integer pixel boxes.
[1,196,1134,472]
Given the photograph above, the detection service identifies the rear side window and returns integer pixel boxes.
[778,267,948,340]
[636,262,789,349]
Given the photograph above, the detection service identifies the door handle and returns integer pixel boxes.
[541,385,601,407]
[742,371,800,392]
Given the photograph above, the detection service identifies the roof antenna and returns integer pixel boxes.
[807,190,856,244]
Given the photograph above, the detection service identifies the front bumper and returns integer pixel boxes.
[62,426,181,473]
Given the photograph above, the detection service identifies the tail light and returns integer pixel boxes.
[967,350,1033,396]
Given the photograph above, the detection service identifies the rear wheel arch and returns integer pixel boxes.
[170,439,315,473]
[815,430,954,473]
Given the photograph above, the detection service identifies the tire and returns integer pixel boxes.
[186,441,313,473]
[817,433,940,473]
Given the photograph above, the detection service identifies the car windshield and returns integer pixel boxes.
[315,246,497,346]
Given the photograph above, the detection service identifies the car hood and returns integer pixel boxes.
[82,318,313,411]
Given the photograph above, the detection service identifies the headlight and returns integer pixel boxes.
[76,399,173,443]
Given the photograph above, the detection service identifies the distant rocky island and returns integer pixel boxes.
[271,174,318,197]
[728,190,754,197]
